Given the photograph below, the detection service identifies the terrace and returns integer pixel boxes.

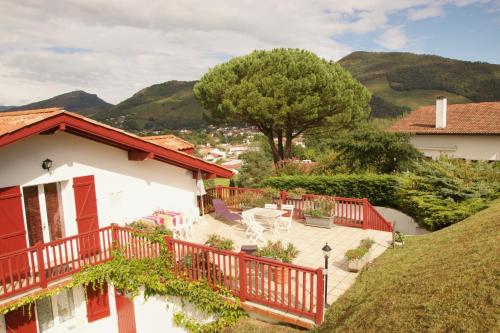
[0,186,393,327]
[190,214,392,304]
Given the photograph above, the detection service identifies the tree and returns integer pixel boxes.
[330,125,423,173]
[194,48,371,164]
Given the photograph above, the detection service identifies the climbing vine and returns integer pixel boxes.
[0,247,244,332]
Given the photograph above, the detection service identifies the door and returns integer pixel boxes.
[73,176,100,258]
[115,289,137,333]
[5,304,37,333]
[0,186,30,281]
[23,183,66,246]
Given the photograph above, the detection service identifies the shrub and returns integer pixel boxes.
[345,238,374,260]
[303,198,336,217]
[255,241,299,263]
[204,234,234,250]
[345,247,369,261]
[262,174,401,206]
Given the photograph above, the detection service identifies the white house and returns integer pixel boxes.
[388,97,500,161]
[0,108,232,333]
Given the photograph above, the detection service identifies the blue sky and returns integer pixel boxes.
[337,3,500,64]
[0,0,499,105]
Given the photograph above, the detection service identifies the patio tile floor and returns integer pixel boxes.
[190,214,393,304]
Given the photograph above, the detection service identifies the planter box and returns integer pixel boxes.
[304,215,334,228]
[347,247,374,272]
[347,257,366,272]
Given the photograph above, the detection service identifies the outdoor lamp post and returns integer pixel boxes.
[322,242,332,306]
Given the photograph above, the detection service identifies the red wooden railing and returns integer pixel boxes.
[167,238,324,324]
[205,186,393,232]
[0,225,160,301]
[1,225,325,324]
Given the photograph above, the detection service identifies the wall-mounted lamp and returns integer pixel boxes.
[42,158,53,172]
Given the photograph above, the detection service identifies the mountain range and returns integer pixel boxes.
[4,51,500,130]
[5,90,112,117]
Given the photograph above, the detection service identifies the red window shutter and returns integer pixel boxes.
[5,304,37,333]
[115,288,137,333]
[73,175,100,234]
[0,186,28,255]
[86,283,110,322]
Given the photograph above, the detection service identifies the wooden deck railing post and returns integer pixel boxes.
[238,252,247,302]
[36,242,47,288]
[362,198,368,230]
[315,267,325,325]
[111,224,119,253]
[280,191,288,206]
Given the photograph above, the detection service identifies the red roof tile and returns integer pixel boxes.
[387,102,500,135]
[0,108,233,178]
[142,134,194,151]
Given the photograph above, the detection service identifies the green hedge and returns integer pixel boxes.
[262,174,401,207]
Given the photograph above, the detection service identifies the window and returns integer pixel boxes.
[36,289,76,332]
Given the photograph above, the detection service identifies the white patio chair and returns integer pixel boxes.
[180,213,194,240]
[264,203,278,210]
[242,213,265,244]
[170,214,184,239]
[276,204,294,231]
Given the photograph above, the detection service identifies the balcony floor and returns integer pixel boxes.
[190,214,393,304]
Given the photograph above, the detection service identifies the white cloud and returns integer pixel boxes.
[376,26,408,50]
[408,5,446,20]
[0,0,495,105]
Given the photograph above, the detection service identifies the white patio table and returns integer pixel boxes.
[243,207,285,234]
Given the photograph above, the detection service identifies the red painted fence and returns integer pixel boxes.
[0,225,161,301]
[204,186,393,232]
[167,238,324,324]
[0,225,325,324]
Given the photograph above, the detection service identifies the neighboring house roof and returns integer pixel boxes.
[0,108,233,178]
[142,134,195,152]
[387,102,500,135]
[221,160,243,169]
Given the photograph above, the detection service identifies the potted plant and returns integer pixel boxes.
[345,238,375,272]
[261,187,280,202]
[204,234,234,250]
[239,191,265,209]
[394,232,405,247]
[303,198,335,228]
[287,188,307,200]
[255,241,299,284]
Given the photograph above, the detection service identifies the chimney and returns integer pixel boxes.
[435,96,447,128]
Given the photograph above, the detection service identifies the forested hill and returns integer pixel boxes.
[5,52,499,130]
[93,80,208,131]
[5,90,112,116]
[338,51,500,118]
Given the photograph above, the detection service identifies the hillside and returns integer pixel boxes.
[339,51,500,118]
[94,80,207,131]
[0,106,14,111]
[317,199,500,332]
[6,90,112,116]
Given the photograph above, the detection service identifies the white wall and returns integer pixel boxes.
[0,285,214,333]
[0,131,198,237]
[133,290,214,333]
[410,135,500,161]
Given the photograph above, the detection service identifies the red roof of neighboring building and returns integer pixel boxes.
[0,108,233,178]
[387,102,500,135]
[143,134,195,152]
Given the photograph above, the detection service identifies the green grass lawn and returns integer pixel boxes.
[316,199,500,333]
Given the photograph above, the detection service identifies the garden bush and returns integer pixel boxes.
[262,174,401,206]
[261,159,500,230]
